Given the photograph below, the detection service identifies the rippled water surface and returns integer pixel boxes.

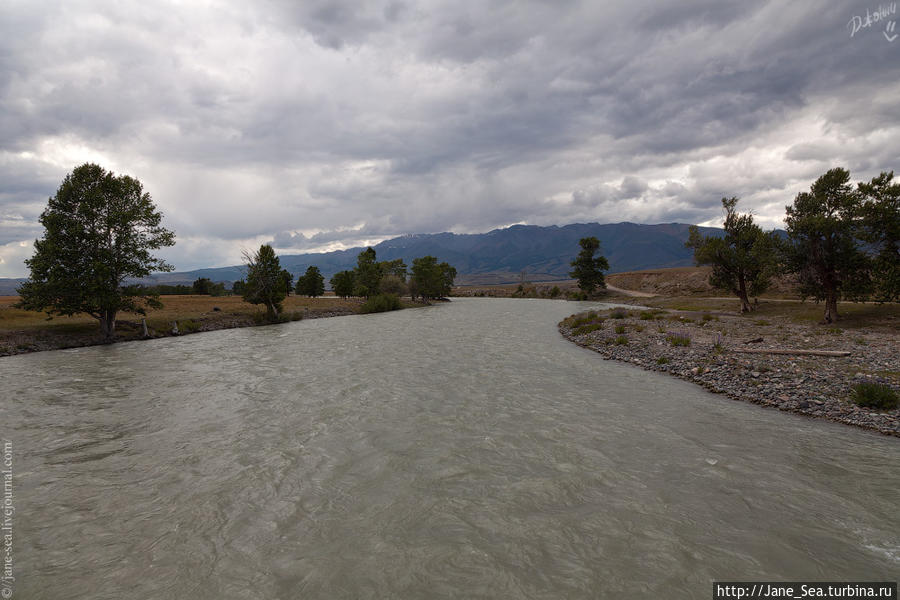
[2,298,898,599]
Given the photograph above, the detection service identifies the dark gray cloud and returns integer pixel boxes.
[1,0,898,275]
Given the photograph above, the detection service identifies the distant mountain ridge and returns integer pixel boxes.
[143,221,725,287]
[0,222,727,293]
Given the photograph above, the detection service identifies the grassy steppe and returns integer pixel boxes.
[0,294,367,355]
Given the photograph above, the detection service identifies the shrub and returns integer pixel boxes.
[666,331,692,347]
[850,383,899,410]
[549,285,561,298]
[574,322,603,336]
[639,311,655,320]
[566,311,603,329]
[634,324,645,332]
[702,313,717,322]
[379,275,408,297]
[361,293,402,314]
[614,324,626,334]
[614,335,628,345]
[610,309,627,319]
[656,356,670,365]
[181,319,202,333]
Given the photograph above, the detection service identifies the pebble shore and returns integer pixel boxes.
[559,308,900,437]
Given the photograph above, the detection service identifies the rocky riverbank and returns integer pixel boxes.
[559,307,900,437]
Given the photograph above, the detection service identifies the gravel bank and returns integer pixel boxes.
[560,308,900,437]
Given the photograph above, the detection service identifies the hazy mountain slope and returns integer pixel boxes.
[1,222,727,291]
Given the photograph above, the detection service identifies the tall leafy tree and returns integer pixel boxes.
[411,255,456,300]
[569,237,610,295]
[242,244,288,319]
[193,277,213,295]
[354,247,383,298]
[280,269,294,296]
[686,197,780,313]
[379,258,407,281]
[330,270,356,298]
[858,171,900,302]
[785,168,871,323]
[296,265,325,297]
[17,163,175,340]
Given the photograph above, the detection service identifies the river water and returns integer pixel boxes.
[1,298,898,599]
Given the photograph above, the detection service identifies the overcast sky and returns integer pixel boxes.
[1,0,898,276]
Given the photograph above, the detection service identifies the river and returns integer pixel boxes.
[1,298,897,598]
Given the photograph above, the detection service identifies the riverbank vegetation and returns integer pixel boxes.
[16,163,176,340]
[686,168,899,323]
[4,240,458,354]
[0,294,363,356]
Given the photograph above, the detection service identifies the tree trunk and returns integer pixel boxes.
[266,302,278,320]
[822,294,839,323]
[99,310,117,340]
[737,278,752,313]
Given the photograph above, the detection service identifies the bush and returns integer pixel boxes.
[573,322,603,336]
[181,319,202,333]
[614,324,626,334]
[666,331,692,347]
[361,293,402,314]
[851,383,899,410]
[379,275,408,297]
[610,309,627,319]
[656,356,670,365]
[614,335,628,345]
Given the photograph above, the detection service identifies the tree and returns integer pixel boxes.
[231,279,246,295]
[17,163,175,340]
[330,270,356,298]
[686,197,780,313]
[569,237,610,295]
[193,277,213,295]
[296,265,325,297]
[354,247,383,298]
[379,258,407,281]
[379,274,408,296]
[242,244,288,319]
[280,269,294,296]
[785,168,871,323]
[411,255,456,300]
[858,171,900,302]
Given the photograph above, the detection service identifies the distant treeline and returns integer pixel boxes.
[142,277,231,296]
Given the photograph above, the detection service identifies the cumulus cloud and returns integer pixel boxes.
[1,0,898,276]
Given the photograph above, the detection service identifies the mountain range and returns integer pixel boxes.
[0,222,725,294]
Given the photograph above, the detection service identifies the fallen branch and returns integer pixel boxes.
[730,348,851,357]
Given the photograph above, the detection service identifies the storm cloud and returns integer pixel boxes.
[1,0,898,275]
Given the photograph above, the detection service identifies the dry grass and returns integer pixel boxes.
[0,294,372,355]
[640,296,900,332]
[0,294,361,332]
[606,266,800,298]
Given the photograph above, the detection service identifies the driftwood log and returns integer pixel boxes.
[730,348,851,357]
